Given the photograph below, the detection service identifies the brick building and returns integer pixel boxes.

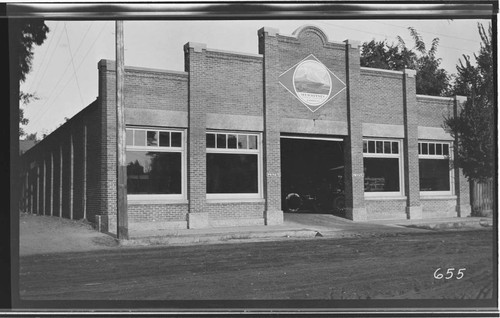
[19,25,471,235]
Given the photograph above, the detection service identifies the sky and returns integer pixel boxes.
[19,19,491,137]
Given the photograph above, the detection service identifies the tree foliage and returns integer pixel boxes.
[12,19,49,137]
[444,23,494,182]
[360,27,450,96]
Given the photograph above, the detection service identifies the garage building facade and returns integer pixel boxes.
[19,25,471,234]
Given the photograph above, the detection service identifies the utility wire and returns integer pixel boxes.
[315,21,478,54]
[64,23,85,109]
[26,21,59,93]
[29,22,64,94]
[29,22,95,123]
[371,21,482,43]
[29,22,109,126]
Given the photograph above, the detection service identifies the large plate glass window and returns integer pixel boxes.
[126,128,185,200]
[418,141,452,195]
[206,132,262,200]
[363,139,403,196]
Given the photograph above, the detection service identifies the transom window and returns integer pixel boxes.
[363,140,399,154]
[363,139,403,196]
[418,141,449,156]
[418,141,452,194]
[126,128,182,148]
[206,132,258,150]
[206,132,262,200]
[126,128,186,201]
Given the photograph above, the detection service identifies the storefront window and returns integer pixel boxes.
[363,158,400,192]
[126,128,185,200]
[419,141,452,194]
[206,132,262,199]
[363,138,403,196]
[127,151,181,194]
[207,154,258,193]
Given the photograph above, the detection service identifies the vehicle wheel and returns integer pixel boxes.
[285,193,302,213]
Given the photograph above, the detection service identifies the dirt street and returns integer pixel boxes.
[19,229,494,301]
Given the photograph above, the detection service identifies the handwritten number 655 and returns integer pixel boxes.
[434,268,466,280]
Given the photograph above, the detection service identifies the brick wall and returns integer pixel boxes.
[360,68,404,125]
[127,204,188,222]
[203,50,263,116]
[421,199,457,218]
[365,199,407,220]
[99,60,188,113]
[417,95,454,127]
[207,202,265,220]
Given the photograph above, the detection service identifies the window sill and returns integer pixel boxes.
[420,195,457,200]
[128,199,188,205]
[364,195,407,201]
[207,198,265,204]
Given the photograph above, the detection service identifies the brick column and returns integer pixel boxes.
[185,42,210,229]
[258,27,284,225]
[343,39,367,221]
[96,60,118,231]
[403,69,422,219]
[454,95,471,217]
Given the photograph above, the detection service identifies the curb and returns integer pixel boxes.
[401,218,493,230]
[118,229,319,247]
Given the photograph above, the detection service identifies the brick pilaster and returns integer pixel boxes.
[403,69,422,219]
[97,60,117,228]
[185,42,210,229]
[344,39,367,221]
[258,27,284,225]
[454,95,471,217]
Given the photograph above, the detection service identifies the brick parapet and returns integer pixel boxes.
[276,26,348,130]
[417,94,455,128]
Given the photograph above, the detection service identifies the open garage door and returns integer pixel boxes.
[280,136,345,217]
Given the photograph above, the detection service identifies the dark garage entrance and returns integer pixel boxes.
[280,136,345,216]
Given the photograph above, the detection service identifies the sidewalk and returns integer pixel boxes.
[19,212,494,256]
[119,214,494,247]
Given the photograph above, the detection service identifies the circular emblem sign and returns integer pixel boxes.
[292,60,332,107]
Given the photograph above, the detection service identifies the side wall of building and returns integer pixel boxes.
[20,101,101,223]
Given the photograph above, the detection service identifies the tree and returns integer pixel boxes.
[444,23,494,182]
[360,27,450,96]
[11,19,50,136]
[25,132,39,142]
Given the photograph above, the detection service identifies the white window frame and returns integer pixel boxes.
[206,131,263,201]
[363,138,405,198]
[418,141,454,196]
[126,127,187,202]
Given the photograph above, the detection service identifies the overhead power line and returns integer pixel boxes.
[371,21,481,43]
[315,21,478,55]
[29,22,109,126]
[29,22,64,94]
[64,23,85,109]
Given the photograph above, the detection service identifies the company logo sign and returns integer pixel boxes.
[279,54,346,112]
